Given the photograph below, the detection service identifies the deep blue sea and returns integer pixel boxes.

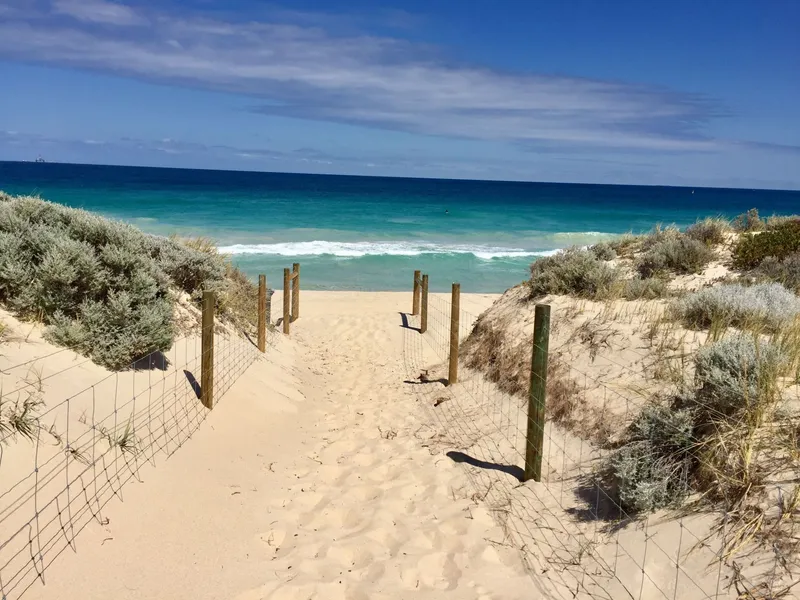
[2,161,799,292]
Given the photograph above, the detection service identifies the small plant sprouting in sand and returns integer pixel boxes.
[570,319,614,362]
[0,367,46,443]
[378,426,397,440]
[0,393,44,442]
[47,422,63,445]
[100,419,139,455]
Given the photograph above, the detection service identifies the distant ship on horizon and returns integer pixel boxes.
[35,155,45,163]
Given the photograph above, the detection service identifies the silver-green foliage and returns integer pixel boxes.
[693,333,785,417]
[611,334,785,514]
[0,193,227,369]
[672,282,800,332]
[529,248,621,300]
[752,253,800,292]
[612,404,696,513]
[636,236,715,278]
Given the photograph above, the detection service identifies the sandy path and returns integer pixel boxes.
[21,292,534,599]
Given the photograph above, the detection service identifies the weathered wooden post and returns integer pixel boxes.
[292,262,300,322]
[448,283,460,385]
[201,290,215,409]
[258,274,267,352]
[524,304,551,482]
[412,270,421,315]
[420,274,429,334]
[283,268,291,335]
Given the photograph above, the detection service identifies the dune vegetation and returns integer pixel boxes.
[462,209,800,583]
[0,192,257,370]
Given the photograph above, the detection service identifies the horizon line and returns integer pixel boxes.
[2,159,798,194]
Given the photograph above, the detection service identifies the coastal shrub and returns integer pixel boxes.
[608,233,640,257]
[752,253,800,292]
[732,219,800,269]
[693,334,785,418]
[731,208,765,233]
[153,237,225,296]
[640,224,682,251]
[622,277,669,300]
[46,292,175,370]
[610,334,786,515]
[529,248,621,300]
[612,403,696,513]
[636,236,715,278]
[685,217,729,247]
[590,242,617,261]
[672,282,800,332]
[0,193,231,369]
[766,214,800,229]
[215,263,260,331]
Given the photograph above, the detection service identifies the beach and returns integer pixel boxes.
[4,291,539,600]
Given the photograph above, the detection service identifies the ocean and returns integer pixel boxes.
[2,161,799,292]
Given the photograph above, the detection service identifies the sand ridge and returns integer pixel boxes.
[10,292,534,599]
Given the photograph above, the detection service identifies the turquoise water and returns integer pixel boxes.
[2,162,799,292]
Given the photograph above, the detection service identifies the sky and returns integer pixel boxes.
[0,0,798,189]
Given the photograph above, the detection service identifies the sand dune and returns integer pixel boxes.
[2,292,539,599]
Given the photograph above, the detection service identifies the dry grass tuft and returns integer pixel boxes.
[0,368,45,442]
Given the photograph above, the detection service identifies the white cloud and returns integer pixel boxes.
[0,2,722,152]
[52,0,147,26]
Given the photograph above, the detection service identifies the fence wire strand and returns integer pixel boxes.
[0,314,275,600]
[403,287,794,600]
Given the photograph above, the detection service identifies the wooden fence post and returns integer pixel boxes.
[420,274,429,334]
[258,274,266,352]
[292,262,300,322]
[524,304,551,482]
[448,283,460,385]
[412,270,421,315]
[283,268,291,335]
[201,290,215,409]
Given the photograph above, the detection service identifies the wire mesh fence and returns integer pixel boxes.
[0,312,273,600]
[403,283,799,600]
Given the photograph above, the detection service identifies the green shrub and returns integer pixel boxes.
[609,334,788,516]
[636,236,715,278]
[752,252,800,292]
[693,334,785,417]
[731,208,765,233]
[612,404,696,513]
[622,277,669,300]
[529,248,621,300]
[640,224,683,252]
[732,219,800,269]
[671,282,800,332]
[0,193,230,369]
[608,233,641,257]
[765,214,800,229]
[590,242,617,261]
[685,217,729,247]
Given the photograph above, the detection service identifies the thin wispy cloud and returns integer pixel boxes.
[52,0,147,26]
[1,1,724,152]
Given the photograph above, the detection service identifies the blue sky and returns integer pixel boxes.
[0,0,798,188]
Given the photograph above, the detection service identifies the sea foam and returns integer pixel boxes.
[218,240,559,260]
